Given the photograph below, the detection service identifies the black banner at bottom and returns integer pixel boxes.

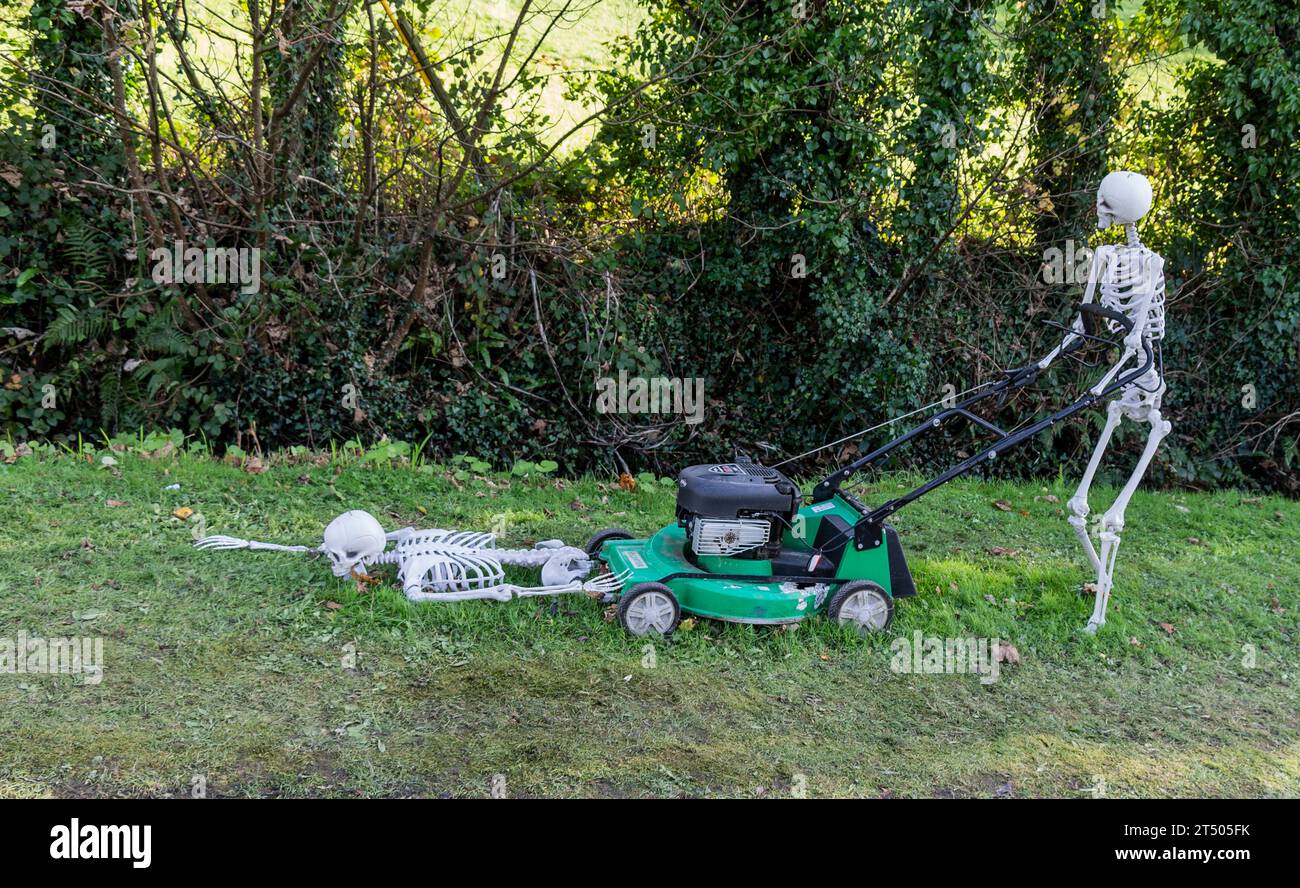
[0,799,1282,873]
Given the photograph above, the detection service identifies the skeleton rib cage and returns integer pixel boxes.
[373,530,506,593]
[1097,244,1166,343]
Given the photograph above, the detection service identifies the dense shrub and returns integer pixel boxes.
[0,0,1296,492]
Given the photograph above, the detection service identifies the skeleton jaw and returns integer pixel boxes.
[329,557,360,578]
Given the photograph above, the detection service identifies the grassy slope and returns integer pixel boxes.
[0,451,1296,798]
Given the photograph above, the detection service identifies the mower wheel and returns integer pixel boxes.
[617,582,681,636]
[585,527,634,557]
[826,581,893,634]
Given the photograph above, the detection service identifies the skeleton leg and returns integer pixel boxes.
[403,571,628,603]
[1067,399,1124,575]
[1084,408,1171,633]
[404,583,513,603]
[512,570,629,598]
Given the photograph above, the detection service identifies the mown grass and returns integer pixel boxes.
[0,449,1296,798]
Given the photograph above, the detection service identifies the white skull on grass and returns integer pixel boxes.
[321,510,387,577]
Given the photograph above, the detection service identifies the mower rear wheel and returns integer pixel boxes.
[827,581,893,634]
[585,527,634,557]
[617,582,681,636]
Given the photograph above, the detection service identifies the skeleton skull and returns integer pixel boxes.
[1096,171,1153,229]
[321,510,387,577]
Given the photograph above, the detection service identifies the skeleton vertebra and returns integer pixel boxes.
[195,511,628,603]
[1037,171,1171,633]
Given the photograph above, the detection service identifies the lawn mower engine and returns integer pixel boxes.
[675,462,800,561]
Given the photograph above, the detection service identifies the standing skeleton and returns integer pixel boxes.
[1035,171,1170,632]
[195,510,627,603]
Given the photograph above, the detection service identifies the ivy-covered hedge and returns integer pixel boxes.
[1,0,1297,492]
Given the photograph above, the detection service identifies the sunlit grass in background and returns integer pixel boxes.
[447,0,645,143]
[0,0,1204,163]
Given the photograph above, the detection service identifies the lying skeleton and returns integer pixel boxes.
[194,510,628,602]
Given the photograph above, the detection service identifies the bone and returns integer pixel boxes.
[193,535,311,553]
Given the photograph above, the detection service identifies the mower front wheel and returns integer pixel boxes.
[826,581,894,634]
[617,582,681,636]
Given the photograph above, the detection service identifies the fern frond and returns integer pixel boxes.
[99,371,122,426]
[141,310,191,355]
[43,307,110,349]
[62,222,108,282]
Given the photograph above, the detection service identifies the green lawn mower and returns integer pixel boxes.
[587,460,914,637]
[587,321,1157,637]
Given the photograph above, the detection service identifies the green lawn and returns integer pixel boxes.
[0,446,1296,798]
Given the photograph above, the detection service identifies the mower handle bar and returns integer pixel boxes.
[810,340,1156,550]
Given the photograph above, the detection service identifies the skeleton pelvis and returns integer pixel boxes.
[1119,371,1165,416]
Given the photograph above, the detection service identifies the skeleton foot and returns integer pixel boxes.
[1084,584,1111,633]
[1083,523,1122,632]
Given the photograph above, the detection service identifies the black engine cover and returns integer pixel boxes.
[675,462,800,520]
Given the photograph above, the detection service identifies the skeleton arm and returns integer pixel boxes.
[1035,245,1111,373]
[193,535,313,553]
[401,569,628,603]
